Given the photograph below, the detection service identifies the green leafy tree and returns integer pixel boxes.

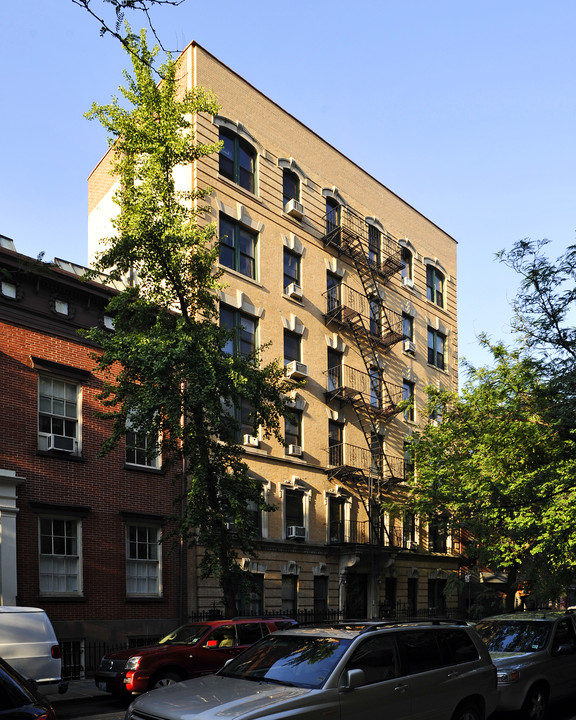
[401,342,576,611]
[84,30,294,616]
[498,238,576,430]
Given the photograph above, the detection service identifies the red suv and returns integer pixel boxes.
[95,617,297,695]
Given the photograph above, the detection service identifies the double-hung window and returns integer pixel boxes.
[38,376,79,454]
[284,329,301,365]
[325,197,340,235]
[402,313,414,342]
[426,266,445,307]
[327,348,343,391]
[427,327,446,370]
[219,128,256,193]
[283,248,301,293]
[283,169,300,205]
[126,524,161,597]
[403,379,415,421]
[401,247,413,282]
[368,225,381,269]
[39,517,81,594]
[220,305,257,356]
[285,409,302,450]
[219,216,257,279]
[125,419,160,469]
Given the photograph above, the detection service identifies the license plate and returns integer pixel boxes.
[97,681,107,691]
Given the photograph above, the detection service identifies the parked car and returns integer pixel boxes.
[125,620,498,720]
[0,606,66,696]
[95,616,298,695]
[476,610,576,720]
[0,655,56,719]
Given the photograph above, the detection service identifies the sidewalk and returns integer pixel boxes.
[43,678,110,704]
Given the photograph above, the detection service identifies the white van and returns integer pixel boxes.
[0,606,66,694]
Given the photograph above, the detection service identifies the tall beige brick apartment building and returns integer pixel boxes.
[88,42,459,620]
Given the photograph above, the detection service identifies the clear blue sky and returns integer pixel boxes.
[2,0,575,372]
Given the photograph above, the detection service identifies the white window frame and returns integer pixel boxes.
[38,375,80,454]
[125,416,161,469]
[126,523,162,597]
[38,516,82,595]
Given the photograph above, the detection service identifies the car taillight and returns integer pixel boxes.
[51,645,61,659]
[38,709,56,720]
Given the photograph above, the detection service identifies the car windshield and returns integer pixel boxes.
[219,634,352,689]
[476,620,551,653]
[159,624,210,646]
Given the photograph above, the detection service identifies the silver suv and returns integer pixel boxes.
[476,611,576,720]
[126,620,498,720]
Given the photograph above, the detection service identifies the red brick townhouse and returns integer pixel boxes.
[0,235,184,664]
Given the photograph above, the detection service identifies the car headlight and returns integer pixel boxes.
[125,656,142,671]
[497,669,520,684]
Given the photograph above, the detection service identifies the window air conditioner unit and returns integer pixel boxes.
[47,435,75,453]
[402,276,414,289]
[284,199,304,220]
[287,526,306,539]
[243,434,260,448]
[286,283,303,300]
[403,339,416,354]
[288,444,302,457]
[409,541,418,550]
[286,360,308,379]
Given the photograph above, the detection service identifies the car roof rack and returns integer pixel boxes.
[319,618,468,633]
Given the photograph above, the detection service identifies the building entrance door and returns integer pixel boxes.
[344,573,367,619]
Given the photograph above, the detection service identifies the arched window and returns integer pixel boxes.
[283,168,300,205]
[219,128,256,193]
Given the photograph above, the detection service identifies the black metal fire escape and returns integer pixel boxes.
[322,204,405,544]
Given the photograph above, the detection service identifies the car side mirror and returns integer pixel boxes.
[342,668,366,691]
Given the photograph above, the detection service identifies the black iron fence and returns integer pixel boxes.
[63,605,465,680]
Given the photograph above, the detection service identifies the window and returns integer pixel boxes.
[370,432,383,474]
[285,409,302,449]
[429,517,448,553]
[39,517,81,594]
[346,635,399,685]
[402,313,414,341]
[220,305,257,356]
[427,327,446,370]
[401,247,413,281]
[426,265,445,307]
[403,380,415,421]
[325,197,340,235]
[403,512,416,546]
[327,348,342,391]
[328,420,343,466]
[368,225,381,268]
[404,439,414,480]
[285,489,304,529]
[329,496,345,543]
[54,299,69,315]
[126,524,161,596]
[283,169,300,205]
[0,281,16,299]
[407,577,418,614]
[283,248,301,292]
[219,128,256,192]
[369,298,381,337]
[428,579,447,613]
[38,376,79,453]
[370,367,381,408]
[281,574,298,613]
[125,421,160,469]
[237,574,264,615]
[326,271,341,312]
[284,329,301,365]
[314,575,328,615]
[219,216,257,279]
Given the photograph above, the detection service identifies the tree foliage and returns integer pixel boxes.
[84,31,295,615]
[402,341,576,609]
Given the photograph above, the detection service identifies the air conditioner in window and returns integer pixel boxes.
[284,199,304,220]
[286,282,303,300]
[287,525,306,539]
[286,360,308,379]
[47,435,75,453]
[402,276,414,289]
[288,444,302,457]
[243,434,260,448]
[403,339,416,354]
